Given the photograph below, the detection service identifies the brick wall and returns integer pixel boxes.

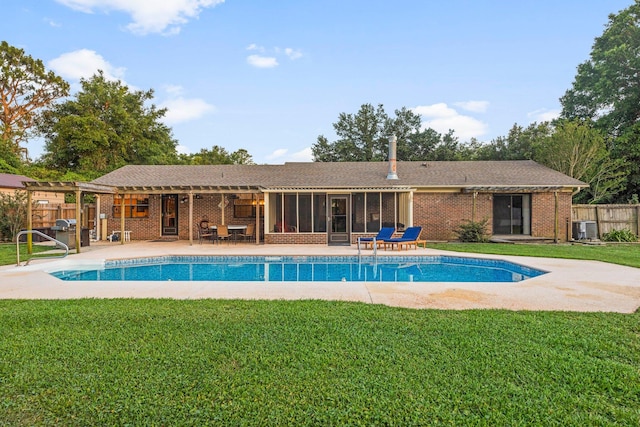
[412,191,572,241]
[101,190,573,243]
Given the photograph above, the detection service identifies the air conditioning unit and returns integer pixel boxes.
[572,221,598,240]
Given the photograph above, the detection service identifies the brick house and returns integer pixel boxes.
[83,159,586,244]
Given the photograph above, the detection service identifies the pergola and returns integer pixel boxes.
[23,181,116,253]
[22,181,263,253]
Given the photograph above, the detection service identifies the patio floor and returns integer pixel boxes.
[2,240,640,313]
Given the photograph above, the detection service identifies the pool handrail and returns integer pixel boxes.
[16,230,69,266]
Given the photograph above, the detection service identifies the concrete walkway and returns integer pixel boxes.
[2,240,640,313]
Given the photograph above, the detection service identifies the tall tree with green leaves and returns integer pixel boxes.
[39,71,177,177]
[313,103,467,162]
[0,41,69,167]
[560,2,640,201]
[184,146,255,165]
[534,120,626,203]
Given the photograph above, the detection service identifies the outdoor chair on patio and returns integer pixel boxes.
[198,220,214,244]
[357,227,395,249]
[383,226,423,251]
[236,223,255,243]
[215,224,232,244]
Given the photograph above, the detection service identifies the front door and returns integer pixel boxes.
[328,195,350,245]
[162,194,178,236]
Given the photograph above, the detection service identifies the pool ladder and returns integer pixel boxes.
[357,237,378,259]
[16,230,69,266]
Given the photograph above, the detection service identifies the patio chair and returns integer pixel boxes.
[236,223,255,243]
[215,224,232,244]
[383,226,423,251]
[357,227,395,249]
[198,220,214,244]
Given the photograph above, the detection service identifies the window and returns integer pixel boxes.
[113,195,149,218]
[234,197,264,218]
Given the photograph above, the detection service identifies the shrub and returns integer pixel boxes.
[602,228,638,242]
[454,219,489,242]
[0,191,28,242]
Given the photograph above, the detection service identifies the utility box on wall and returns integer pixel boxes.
[572,221,598,240]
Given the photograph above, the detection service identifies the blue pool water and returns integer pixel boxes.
[50,256,545,283]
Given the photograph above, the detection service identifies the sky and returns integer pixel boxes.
[4,0,634,164]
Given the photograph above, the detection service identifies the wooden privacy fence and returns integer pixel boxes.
[32,204,96,230]
[572,204,640,238]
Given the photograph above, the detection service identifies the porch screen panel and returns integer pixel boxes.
[381,193,396,229]
[352,193,365,232]
[366,193,380,232]
[298,194,312,232]
[268,193,281,232]
[313,194,327,232]
[284,194,298,232]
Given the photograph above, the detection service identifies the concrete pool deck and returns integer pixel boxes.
[1,240,640,313]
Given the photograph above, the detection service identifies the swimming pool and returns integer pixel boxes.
[50,255,546,283]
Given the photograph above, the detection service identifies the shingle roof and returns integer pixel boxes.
[0,173,35,189]
[91,160,587,190]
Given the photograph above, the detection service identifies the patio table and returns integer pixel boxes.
[209,225,247,243]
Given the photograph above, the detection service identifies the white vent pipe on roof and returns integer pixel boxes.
[387,135,398,180]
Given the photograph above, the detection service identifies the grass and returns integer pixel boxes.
[0,243,56,266]
[1,299,639,426]
[428,242,640,268]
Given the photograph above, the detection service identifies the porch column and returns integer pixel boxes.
[408,191,414,227]
[255,192,260,245]
[220,194,226,225]
[188,192,194,246]
[120,193,126,245]
[95,195,101,241]
[554,191,559,243]
[75,189,82,253]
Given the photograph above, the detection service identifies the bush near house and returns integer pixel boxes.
[453,219,490,242]
[0,191,28,242]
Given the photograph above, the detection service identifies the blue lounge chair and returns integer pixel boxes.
[383,226,423,251]
[357,227,395,249]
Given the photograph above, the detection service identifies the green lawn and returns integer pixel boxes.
[429,242,640,268]
[0,242,56,266]
[1,299,639,425]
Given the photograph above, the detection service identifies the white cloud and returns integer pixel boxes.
[247,54,278,68]
[246,45,302,68]
[246,43,264,52]
[413,102,488,141]
[55,0,225,35]
[454,100,489,113]
[266,148,288,161]
[288,147,313,162]
[160,96,215,125]
[48,49,126,82]
[176,144,191,154]
[284,48,302,60]
[527,108,560,123]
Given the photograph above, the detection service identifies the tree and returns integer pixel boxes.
[534,120,626,203]
[0,41,69,162]
[39,71,177,177]
[473,123,550,161]
[0,190,28,242]
[313,103,467,162]
[185,146,255,165]
[560,2,640,200]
